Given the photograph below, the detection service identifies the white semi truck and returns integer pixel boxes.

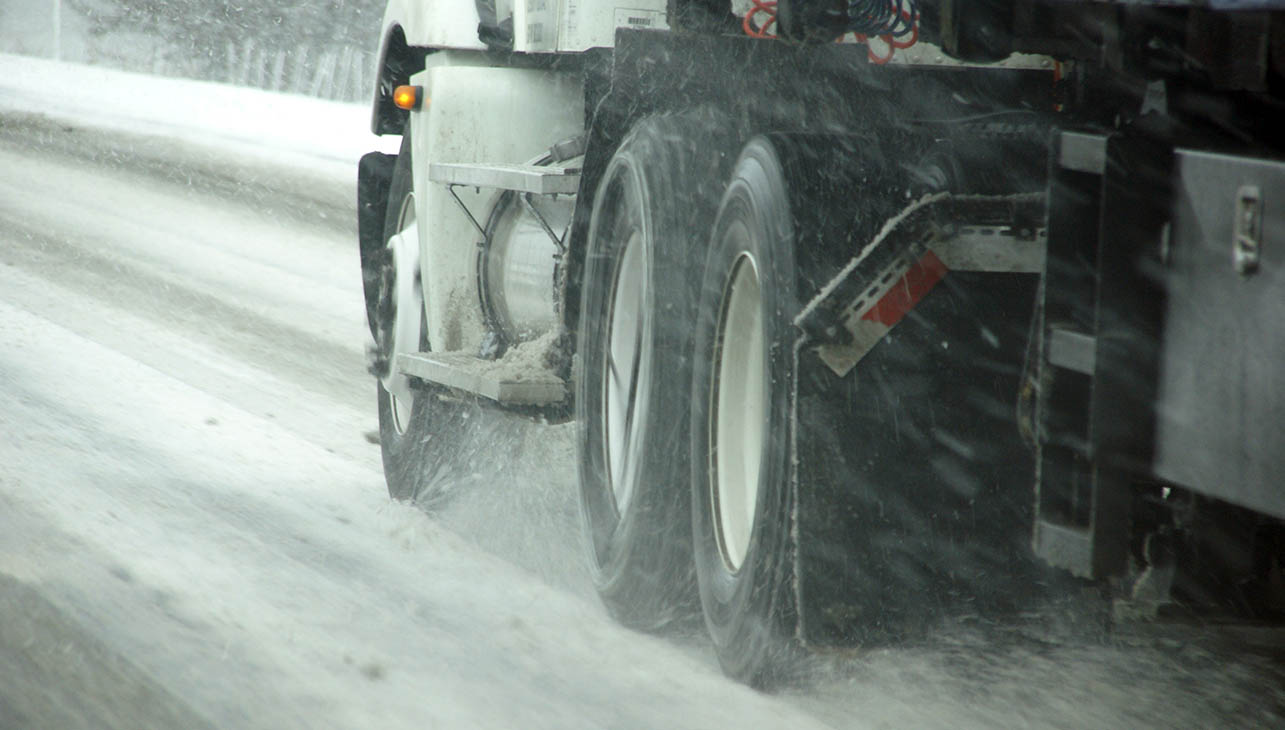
[356,0,1285,685]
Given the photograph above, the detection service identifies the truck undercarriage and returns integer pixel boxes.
[357,0,1285,685]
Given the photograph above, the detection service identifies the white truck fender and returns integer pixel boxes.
[381,0,486,52]
[370,0,488,133]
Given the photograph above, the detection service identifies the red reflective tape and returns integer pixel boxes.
[860,251,948,327]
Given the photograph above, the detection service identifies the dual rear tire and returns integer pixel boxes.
[581,123,1039,685]
[578,128,867,683]
[577,125,896,682]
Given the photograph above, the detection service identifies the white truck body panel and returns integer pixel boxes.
[513,0,669,52]
[407,56,584,353]
[380,0,669,55]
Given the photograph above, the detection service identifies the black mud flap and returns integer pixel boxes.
[789,194,1046,648]
[358,151,397,335]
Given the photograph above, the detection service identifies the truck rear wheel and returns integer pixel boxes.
[576,113,730,629]
[690,138,803,686]
[692,133,1044,685]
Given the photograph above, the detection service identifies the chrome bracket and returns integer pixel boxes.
[446,184,487,239]
[520,193,569,256]
[1233,184,1263,275]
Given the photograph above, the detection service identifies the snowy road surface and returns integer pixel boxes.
[0,56,1282,729]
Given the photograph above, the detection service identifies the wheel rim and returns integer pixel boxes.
[384,192,421,436]
[603,217,652,516]
[711,240,767,573]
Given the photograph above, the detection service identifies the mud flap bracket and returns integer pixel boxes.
[795,193,1047,377]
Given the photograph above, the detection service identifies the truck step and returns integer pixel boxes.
[1047,328,1096,375]
[395,350,566,405]
[428,162,580,195]
[1032,519,1097,579]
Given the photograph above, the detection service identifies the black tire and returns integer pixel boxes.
[575,113,731,630]
[690,137,804,686]
[691,134,1043,686]
[376,130,432,502]
[377,376,431,502]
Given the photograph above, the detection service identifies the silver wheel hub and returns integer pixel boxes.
[381,196,422,435]
[711,245,767,573]
[603,227,653,516]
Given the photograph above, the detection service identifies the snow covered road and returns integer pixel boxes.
[0,66,820,729]
[0,56,1282,729]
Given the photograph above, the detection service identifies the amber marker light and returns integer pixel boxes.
[392,85,423,111]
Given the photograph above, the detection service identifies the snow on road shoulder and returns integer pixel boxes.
[0,53,398,180]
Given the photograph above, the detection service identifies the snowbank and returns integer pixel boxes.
[0,53,397,177]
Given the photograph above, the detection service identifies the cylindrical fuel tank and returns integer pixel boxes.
[481,192,574,342]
